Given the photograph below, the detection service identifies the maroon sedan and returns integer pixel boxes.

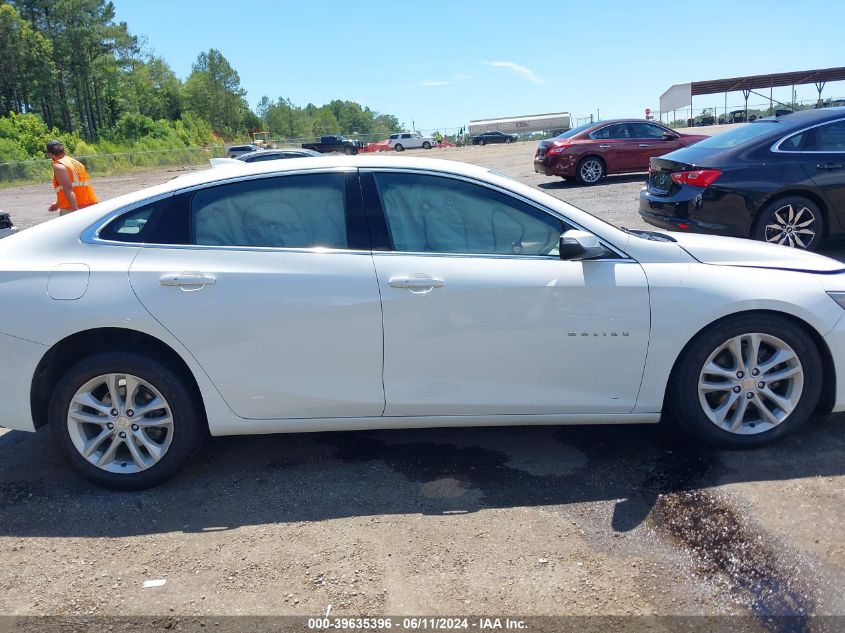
[534,119,708,185]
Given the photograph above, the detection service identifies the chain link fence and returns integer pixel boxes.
[0,145,226,187]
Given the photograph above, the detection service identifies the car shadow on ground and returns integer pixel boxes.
[1,414,844,539]
[537,174,648,190]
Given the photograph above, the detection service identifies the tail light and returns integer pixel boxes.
[546,143,571,156]
[670,169,722,188]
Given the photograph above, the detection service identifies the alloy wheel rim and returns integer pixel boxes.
[697,333,803,435]
[66,373,174,473]
[581,160,602,183]
[764,204,816,249]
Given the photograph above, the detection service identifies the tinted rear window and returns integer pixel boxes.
[555,123,595,139]
[692,121,780,149]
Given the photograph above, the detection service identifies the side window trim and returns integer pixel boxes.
[772,117,845,153]
[359,168,627,260]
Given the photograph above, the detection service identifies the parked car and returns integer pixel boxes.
[301,135,359,155]
[472,130,518,145]
[3,155,845,488]
[640,108,845,251]
[534,119,708,185]
[0,211,17,239]
[388,132,436,151]
[236,148,322,162]
[227,144,260,158]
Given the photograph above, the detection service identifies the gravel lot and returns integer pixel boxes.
[1,144,845,625]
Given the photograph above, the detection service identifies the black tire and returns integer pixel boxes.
[575,156,605,185]
[668,314,822,449]
[752,195,824,251]
[394,143,404,152]
[49,351,205,490]
[505,137,512,144]
[422,141,431,150]
[343,145,355,156]
[478,139,485,146]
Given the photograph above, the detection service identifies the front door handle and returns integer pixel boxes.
[388,276,445,290]
[817,163,843,170]
[638,144,651,148]
[599,144,611,148]
[160,273,217,287]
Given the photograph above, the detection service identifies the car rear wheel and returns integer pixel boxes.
[576,156,605,185]
[50,352,205,489]
[753,196,823,251]
[669,314,821,448]
[422,141,431,149]
[394,144,404,152]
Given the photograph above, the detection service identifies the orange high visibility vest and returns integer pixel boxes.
[53,155,98,210]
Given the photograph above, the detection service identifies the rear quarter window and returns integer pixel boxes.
[99,195,190,245]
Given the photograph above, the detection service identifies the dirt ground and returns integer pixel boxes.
[1,144,845,626]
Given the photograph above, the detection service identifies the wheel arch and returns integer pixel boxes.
[578,153,607,171]
[753,189,834,238]
[30,327,208,430]
[664,309,835,413]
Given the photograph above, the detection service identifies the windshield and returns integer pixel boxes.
[555,123,595,139]
[691,121,780,149]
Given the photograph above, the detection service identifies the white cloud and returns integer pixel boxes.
[483,61,546,84]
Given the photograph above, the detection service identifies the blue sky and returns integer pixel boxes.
[113,0,845,133]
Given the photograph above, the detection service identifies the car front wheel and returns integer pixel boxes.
[669,314,822,448]
[478,139,485,146]
[50,352,205,489]
[753,196,823,251]
[422,141,431,149]
[394,144,404,152]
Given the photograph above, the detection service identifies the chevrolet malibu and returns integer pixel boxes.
[2,156,845,489]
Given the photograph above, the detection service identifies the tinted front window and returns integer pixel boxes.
[695,121,780,149]
[192,174,348,249]
[629,123,667,139]
[373,172,566,256]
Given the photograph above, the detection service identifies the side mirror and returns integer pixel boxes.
[559,229,607,261]
[662,132,679,140]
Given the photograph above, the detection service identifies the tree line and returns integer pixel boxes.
[0,0,402,162]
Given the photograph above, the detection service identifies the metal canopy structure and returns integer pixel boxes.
[690,67,845,96]
[659,67,845,123]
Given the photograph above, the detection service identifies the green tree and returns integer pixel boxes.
[183,48,250,139]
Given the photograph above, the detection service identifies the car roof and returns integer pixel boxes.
[91,156,502,213]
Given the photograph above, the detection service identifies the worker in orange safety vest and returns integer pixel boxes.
[46,139,98,216]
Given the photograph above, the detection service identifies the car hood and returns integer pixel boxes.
[671,233,845,273]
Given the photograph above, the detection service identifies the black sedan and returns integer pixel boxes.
[640,108,845,251]
[472,130,518,145]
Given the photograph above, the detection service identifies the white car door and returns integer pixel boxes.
[127,169,385,420]
[365,170,651,416]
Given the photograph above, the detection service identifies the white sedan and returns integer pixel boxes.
[1,156,845,489]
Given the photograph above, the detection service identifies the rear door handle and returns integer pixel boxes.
[160,273,216,287]
[388,276,445,290]
[638,144,651,148]
[599,144,611,148]
[817,163,843,170]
